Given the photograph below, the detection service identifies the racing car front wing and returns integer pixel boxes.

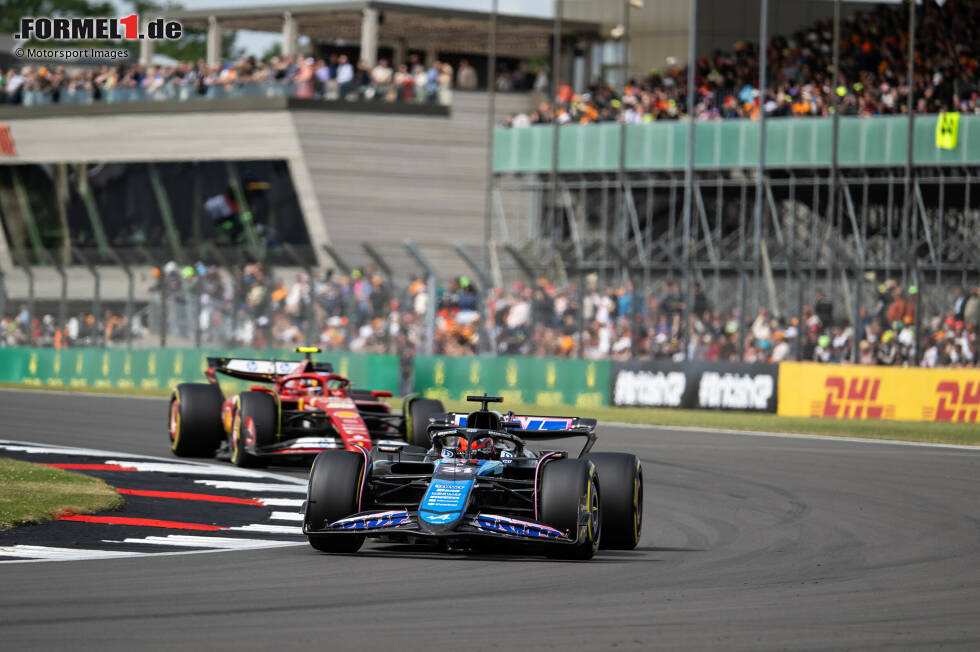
[302,508,586,546]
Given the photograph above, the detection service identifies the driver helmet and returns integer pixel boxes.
[469,437,496,460]
[301,378,322,396]
[437,434,468,459]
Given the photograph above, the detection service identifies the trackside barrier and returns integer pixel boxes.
[493,114,980,173]
[778,362,980,423]
[413,355,609,408]
[0,348,400,395]
[610,360,779,412]
[5,348,976,424]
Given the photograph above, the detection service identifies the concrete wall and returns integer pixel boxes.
[293,91,531,277]
[0,93,532,303]
[0,106,329,271]
[0,109,298,163]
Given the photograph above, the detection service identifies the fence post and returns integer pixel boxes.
[453,243,493,355]
[203,243,234,347]
[194,274,203,349]
[405,241,438,356]
[362,242,395,352]
[93,266,102,344]
[0,260,6,322]
[321,244,353,275]
[284,242,319,347]
[161,267,168,348]
[56,263,67,336]
[74,249,103,345]
[100,247,134,348]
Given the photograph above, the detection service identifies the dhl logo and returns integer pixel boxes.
[923,381,980,422]
[812,376,895,419]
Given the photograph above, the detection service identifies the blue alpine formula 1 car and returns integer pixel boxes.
[302,395,643,559]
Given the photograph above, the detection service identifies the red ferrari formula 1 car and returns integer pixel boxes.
[168,347,445,467]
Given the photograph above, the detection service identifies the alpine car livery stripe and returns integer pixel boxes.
[419,478,473,525]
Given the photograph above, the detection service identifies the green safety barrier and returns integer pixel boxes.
[493,114,980,173]
[413,355,610,408]
[0,348,400,395]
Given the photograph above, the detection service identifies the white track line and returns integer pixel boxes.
[0,440,308,486]
[0,439,311,564]
[194,480,307,493]
[230,524,303,535]
[269,511,304,522]
[107,535,304,549]
[0,387,163,401]
[0,444,159,459]
[606,421,980,451]
[257,498,305,507]
[0,545,149,561]
[103,460,277,478]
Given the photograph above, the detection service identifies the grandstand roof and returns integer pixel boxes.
[170,1,602,59]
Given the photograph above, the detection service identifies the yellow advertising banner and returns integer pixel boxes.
[778,362,980,423]
[935,111,960,150]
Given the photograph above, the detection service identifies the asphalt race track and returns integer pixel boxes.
[1,389,979,650]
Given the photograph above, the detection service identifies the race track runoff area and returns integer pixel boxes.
[0,440,308,562]
[1,389,979,650]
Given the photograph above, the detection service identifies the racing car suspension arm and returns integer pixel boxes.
[476,479,535,506]
[370,476,432,500]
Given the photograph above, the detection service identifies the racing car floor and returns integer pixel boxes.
[2,389,979,651]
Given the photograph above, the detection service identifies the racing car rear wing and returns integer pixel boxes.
[206,356,334,384]
[430,412,598,455]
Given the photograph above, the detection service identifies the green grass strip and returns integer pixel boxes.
[0,457,123,530]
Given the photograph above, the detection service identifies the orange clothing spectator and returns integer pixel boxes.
[887,295,907,324]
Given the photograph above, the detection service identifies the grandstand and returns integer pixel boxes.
[0,0,977,368]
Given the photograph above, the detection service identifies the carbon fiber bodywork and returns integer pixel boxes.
[303,407,603,551]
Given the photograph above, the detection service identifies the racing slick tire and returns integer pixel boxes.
[305,451,366,553]
[231,391,278,468]
[404,396,445,449]
[584,453,643,550]
[169,383,224,457]
[539,458,600,560]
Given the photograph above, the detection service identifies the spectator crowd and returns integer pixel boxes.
[4,262,979,369]
[504,0,980,126]
[2,0,978,370]
[0,53,471,106]
[4,1,976,120]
